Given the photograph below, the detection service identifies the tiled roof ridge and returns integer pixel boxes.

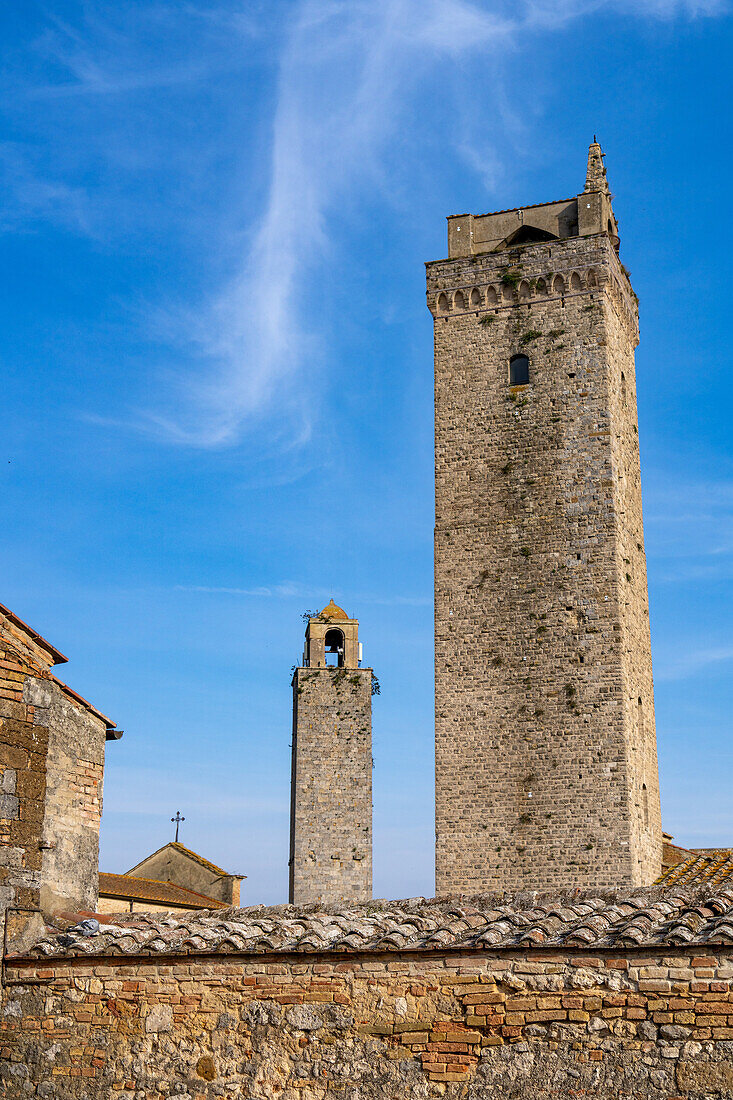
[0,600,68,665]
[98,872,228,909]
[22,884,733,960]
[126,841,235,879]
[167,841,234,877]
[656,850,733,888]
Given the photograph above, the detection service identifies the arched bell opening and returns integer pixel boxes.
[325,628,345,668]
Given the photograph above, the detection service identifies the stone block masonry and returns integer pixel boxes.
[0,604,114,923]
[290,603,373,905]
[5,928,733,1097]
[430,145,661,894]
[290,666,373,905]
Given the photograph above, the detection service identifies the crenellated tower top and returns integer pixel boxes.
[445,140,619,260]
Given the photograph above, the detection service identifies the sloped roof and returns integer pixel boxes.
[126,841,241,879]
[656,851,733,889]
[25,885,733,959]
[0,600,68,665]
[318,599,349,621]
[51,676,117,732]
[98,873,228,910]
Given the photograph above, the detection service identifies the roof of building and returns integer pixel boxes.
[126,841,243,880]
[23,885,733,959]
[656,851,733,889]
[98,872,228,910]
[51,675,117,733]
[0,600,68,666]
[318,599,349,621]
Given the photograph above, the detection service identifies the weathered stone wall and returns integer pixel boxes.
[290,666,372,905]
[429,229,661,893]
[4,945,733,1098]
[0,637,49,915]
[26,678,106,915]
[0,614,107,920]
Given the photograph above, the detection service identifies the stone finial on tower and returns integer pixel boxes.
[585,137,610,194]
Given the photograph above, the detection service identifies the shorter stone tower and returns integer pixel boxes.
[289,601,373,906]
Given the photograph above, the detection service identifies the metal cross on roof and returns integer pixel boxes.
[171,811,185,842]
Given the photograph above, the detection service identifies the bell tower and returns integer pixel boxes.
[429,142,662,894]
[289,601,373,906]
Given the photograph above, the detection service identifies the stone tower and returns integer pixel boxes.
[429,142,662,894]
[289,601,373,905]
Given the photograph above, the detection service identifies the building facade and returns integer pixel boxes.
[429,143,662,893]
[289,601,373,905]
[0,602,119,933]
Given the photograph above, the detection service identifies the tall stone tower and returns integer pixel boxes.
[429,142,662,894]
[289,601,373,906]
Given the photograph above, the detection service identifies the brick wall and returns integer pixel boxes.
[4,946,733,1098]
[290,666,372,905]
[0,613,107,920]
[0,637,49,913]
[429,230,661,893]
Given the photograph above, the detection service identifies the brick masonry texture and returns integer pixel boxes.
[0,610,107,919]
[5,909,733,1098]
[290,667,372,905]
[429,226,661,893]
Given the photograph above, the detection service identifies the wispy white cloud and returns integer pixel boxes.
[157,0,725,447]
[3,0,726,446]
[177,582,308,598]
[176,582,429,606]
[645,477,733,582]
[655,645,733,682]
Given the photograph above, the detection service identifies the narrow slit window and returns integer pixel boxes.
[509,354,530,385]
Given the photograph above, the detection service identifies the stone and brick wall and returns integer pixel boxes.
[30,678,107,915]
[429,226,661,893]
[4,943,733,1098]
[0,630,50,914]
[0,608,108,921]
[290,666,372,905]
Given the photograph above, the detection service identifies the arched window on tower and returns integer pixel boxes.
[324,628,345,668]
[509,354,530,386]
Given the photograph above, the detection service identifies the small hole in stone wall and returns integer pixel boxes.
[579,654,585,663]
[568,372,575,379]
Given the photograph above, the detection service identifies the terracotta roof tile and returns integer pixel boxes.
[98,872,228,910]
[656,851,733,888]
[22,885,733,960]
[318,599,349,621]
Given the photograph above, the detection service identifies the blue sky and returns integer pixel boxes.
[2,0,733,904]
